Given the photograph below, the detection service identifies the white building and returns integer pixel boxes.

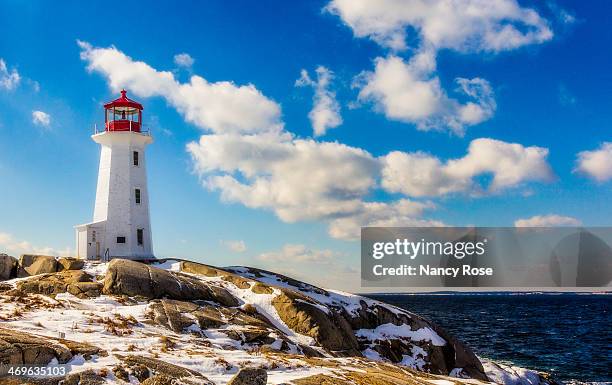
[75,90,154,260]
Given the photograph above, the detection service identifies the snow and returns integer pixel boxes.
[356,323,447,346]
[482,359,546,385]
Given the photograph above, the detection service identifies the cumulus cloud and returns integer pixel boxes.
[0,59,20,91]
[382,138,554,196]
[188,132,380,223]
[325,0,552,52]
[0,232,68,256]
[328,200,442,240]
[355,53,495,134]
[258,244,339,263]
[32,110,51,127]
[327,1,552,134]
[296,66,343,136]
[575,142,612,182]
[174,53,195,69]
[514,214,581,227]
[221,239,247,253]
[79,41,282,135]
[81,43,554,240]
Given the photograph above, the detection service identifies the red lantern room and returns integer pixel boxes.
[103,89,144,133]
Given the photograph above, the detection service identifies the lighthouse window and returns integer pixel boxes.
[116,236,126,244]
[133,151,139,166]
[137,229,144,245]
[135,189,141,204]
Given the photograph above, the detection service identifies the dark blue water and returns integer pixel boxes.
[365,293,611,384]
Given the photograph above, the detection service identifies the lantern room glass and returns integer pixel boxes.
[105,106,142,132]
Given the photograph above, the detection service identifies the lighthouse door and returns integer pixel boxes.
[96,242,100,259]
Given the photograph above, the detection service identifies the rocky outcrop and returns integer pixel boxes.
[16,270,102,298]
[181,260,252,289]
[62,369,106,385]
[147,299,273,342]
[18,254,58,277]
[227,368,267,385]
[117,354,214,384]
[272,290,360,355]
[0,253,17,280]
[234,266,487,380]
[103,259,239,306]
[0,328,104,366]
[57,257,85,271]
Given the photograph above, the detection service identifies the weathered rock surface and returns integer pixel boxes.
[103,259,239,306]
[16,270,102,298]
[0,253,17,280]
[181,260,252,289]
[140,374,175,385]
[62,369,106,385]
[234,266,487,380]
[18,254,58,277]
[227,367,267,385]
[57,257,85,271]
[0,328,104,366]
[272,290,360,355]
[147,299,272,337]
[118,354,214,384]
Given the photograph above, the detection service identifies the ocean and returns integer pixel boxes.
[365,293,611,384]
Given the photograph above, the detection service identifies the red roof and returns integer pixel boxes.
[104,90,143,110]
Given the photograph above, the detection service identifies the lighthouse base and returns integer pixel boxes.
[75,221,154,261]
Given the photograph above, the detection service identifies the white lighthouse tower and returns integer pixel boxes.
[75,90,154,260]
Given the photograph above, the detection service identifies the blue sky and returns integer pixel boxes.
[1,0,611,291]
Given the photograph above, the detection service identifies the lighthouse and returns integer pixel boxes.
[75,90,154,260]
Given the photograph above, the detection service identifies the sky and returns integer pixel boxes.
[1,0,611,292]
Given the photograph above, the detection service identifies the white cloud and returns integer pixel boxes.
[381,138,553,197]
[327,1,552,134]
[79,41,282,135]
[514,214,581,227]
[355,53,495,134]
[575,142,612,182]
[0,59,20,91]
[0,232,68,256]
[32,110,51,127]
[81,43,554,240]
[296,66,343,136]
[258,244,339,263]
[221,239,247,253]
[188,132,380,223]
[328,199,442,240]
[174,53,195,69]
[325,0,553,52]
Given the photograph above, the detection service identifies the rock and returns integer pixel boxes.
[112,365,130,382]
[17,270,101,298]
[0,254,17,280]
[0,329,68,365]
[251,282,273,294]
[272,290,359,355]
[140,374,175,385]
[228,368,267,385]
[57,257,85,271]
[0,328,104,367]
[148,299,271,334]
[19,255,58,277]
[103,259,238,306]
[118,354,213,383]
[181,260,252,289]
[223,328,275,345]
[180,260,224,277]
[62,369,106,385]
[148,299,201,333]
